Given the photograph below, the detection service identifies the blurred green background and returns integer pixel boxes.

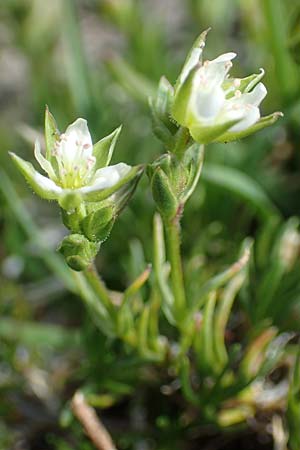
[1,0,300,449]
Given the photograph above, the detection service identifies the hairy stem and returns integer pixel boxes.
[164,215,186,320]
[83,264,115,317]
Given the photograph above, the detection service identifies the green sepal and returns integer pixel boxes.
[190,118,241,144]
[223,69,265,98]
[172,65,198,127]
[175,28,210,90]
[238,68,265,94]
[148,150,202,207]
[93,125,122,169]
[58,191,82,211]
[150,102,174,148]
[153,76,175,129]
[45,106,60,161]
[148,153,188,193]
[149,76,177,148]
[58,234,100,271]
[81,206,115,242]
[61,208,83,233]
[216,112,283,143]
[180,144,204,203]
[151,167,178,219]
[9,152,61,200]
[148,153,172,177]
[111,167,143,215]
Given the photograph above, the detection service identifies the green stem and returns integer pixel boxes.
[83,264,115,317]
[73,271,115,337]
[164,216,186,320]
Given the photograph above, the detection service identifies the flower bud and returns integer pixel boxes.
[149,76,176,148]
[58,234,100,271]
[151,168,178,220]
[148,145,204,217]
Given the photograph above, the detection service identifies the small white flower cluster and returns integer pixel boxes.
[172,30,282,143]
[33,118,129,194]
[10,113,135,206]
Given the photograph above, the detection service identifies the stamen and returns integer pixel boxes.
[235,90,242,98]
[87,156,95,169]
[234,78,241,88]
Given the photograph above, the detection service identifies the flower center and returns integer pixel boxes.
[52,134,96,189]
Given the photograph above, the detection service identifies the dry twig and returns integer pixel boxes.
[71,391,117,450]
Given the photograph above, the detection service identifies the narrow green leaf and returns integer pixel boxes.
[122,265,152,308]
[202,163,280,221]
[0,318,81,349]
[202,292,217,372]
[192,242,252,312]
[214,271,247,369]
[153,213,175,324]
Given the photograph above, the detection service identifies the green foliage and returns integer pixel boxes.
[1,1,300,449]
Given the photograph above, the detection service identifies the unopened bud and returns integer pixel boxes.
[58,234,100,271]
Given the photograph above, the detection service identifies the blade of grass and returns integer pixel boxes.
[202,163,281,222]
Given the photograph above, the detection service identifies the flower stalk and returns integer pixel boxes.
[164,215,186,321]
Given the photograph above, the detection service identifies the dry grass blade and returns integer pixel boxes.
[71,391,117,450]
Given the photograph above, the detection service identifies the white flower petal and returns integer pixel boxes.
[193,52,235,96]
[65,118,92,148]
[244,82,267,107]
[192,84,225,121]
[229,105,260,132]
[210,52,237,64]
[80,163,131,193]
[179,47,203,85]
[34,139,57,181]
[60,118,93,166]
[34,172,63,194]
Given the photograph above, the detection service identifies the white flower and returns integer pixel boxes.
[186,53,267,131]
[172,30,282,143]
[10,113,141,208]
